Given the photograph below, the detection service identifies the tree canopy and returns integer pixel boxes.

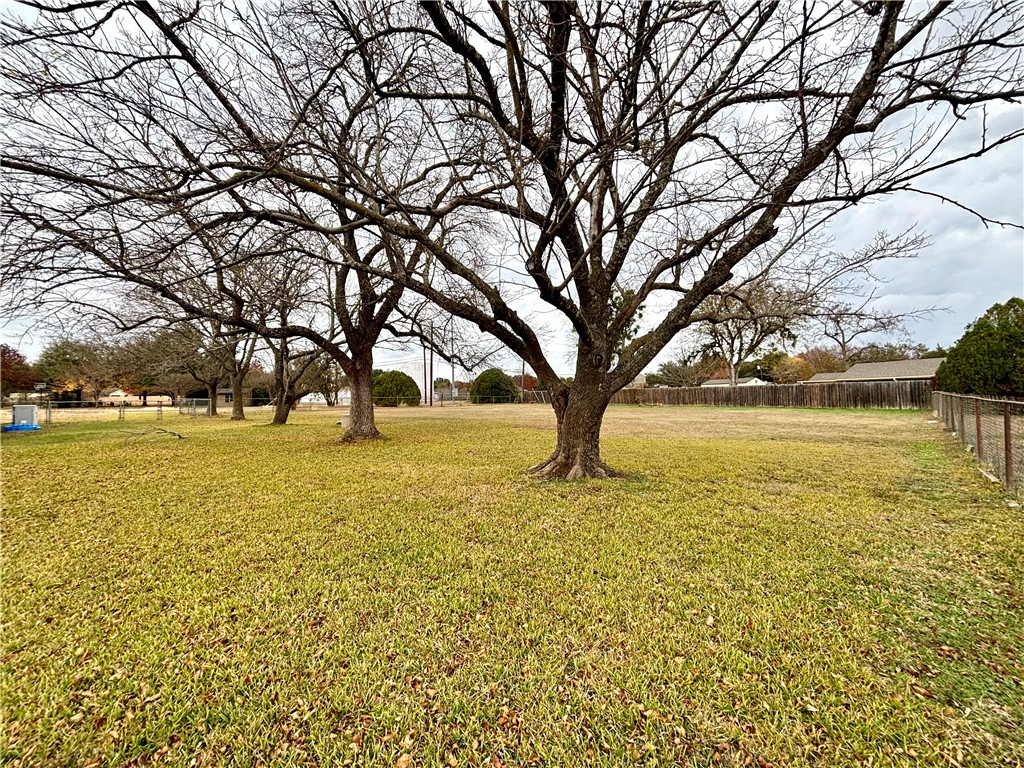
[937,299,1024,397]
[0,345,36,396]
[372,371,421,408]
[470,369,519,404]
[33,340,110,400]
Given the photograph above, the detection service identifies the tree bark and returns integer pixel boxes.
[529,380,619,480]
[271,391,294,425]
[204,381,220,416]
[229,374,246,421]
[340,350,381,442]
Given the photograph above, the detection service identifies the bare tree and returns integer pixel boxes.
[691,231,932,381]
[223,330,259,420]
[691,279,811,385]
[170,320,233,416]
[331,3,1023,476]
[3,1,1023,477]
[265,336,323,426]
[310,359,348,407]
[647,353,726,388]
[109,329,201,405]
[811,300,933,363]
[0,1,448,441]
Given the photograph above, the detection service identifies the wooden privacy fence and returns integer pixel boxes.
[933,391,1023,492]
[608,380,934,409]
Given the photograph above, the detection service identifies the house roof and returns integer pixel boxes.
[837,357,945,381]
[805,372,842,382]
[701,376,764,386]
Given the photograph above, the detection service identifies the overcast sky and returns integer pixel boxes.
[828,111,1024,351]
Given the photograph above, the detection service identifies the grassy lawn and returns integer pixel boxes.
[2,405,1022,767]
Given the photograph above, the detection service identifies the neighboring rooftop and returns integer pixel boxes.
[839,357,945,381]
[803,358,945,383]
[701,376,766,387]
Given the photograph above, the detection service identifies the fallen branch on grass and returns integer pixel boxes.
[119,427,185,445]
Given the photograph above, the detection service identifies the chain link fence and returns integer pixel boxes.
[933,391,1023,493]
[178,398,212,417]
[1,401,172,425]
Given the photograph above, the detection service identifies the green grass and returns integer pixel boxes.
[2,406,1022,767]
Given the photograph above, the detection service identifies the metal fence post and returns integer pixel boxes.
[157,403,163,421]
[118,402,125,421]
[1005,402,1014,491]
[976,398,983,460]
[958,396,965,437]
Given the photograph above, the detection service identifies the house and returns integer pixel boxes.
[215,388,255,408]
[630,373,648,387]
[803,358,945,384]
[701,376,768,387]
[100,389,172,406]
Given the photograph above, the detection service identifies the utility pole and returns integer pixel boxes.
[429,347,434,407]
[422,344,427,406]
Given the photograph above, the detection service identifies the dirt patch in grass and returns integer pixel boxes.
[2,407,1021,766]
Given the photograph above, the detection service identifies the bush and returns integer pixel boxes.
[372,370,421,407]
[470,368,519,404]
[937,298,1024,397]
[250,387,272,406]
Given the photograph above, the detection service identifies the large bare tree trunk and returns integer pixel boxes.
[229,374,246,420]
[270,347,291,425]
[271,393,294,425]
[204,381,220,416]
[340,350,381,442]
[529,379,619,480]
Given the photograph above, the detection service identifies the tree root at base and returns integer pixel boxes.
[335,429,384,445]
[528,455,624,480]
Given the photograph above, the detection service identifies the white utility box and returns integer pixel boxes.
[12,405,39,426]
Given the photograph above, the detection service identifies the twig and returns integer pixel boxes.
[120,427,186,445]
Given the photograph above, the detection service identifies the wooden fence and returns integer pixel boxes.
[609,380,933,410]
